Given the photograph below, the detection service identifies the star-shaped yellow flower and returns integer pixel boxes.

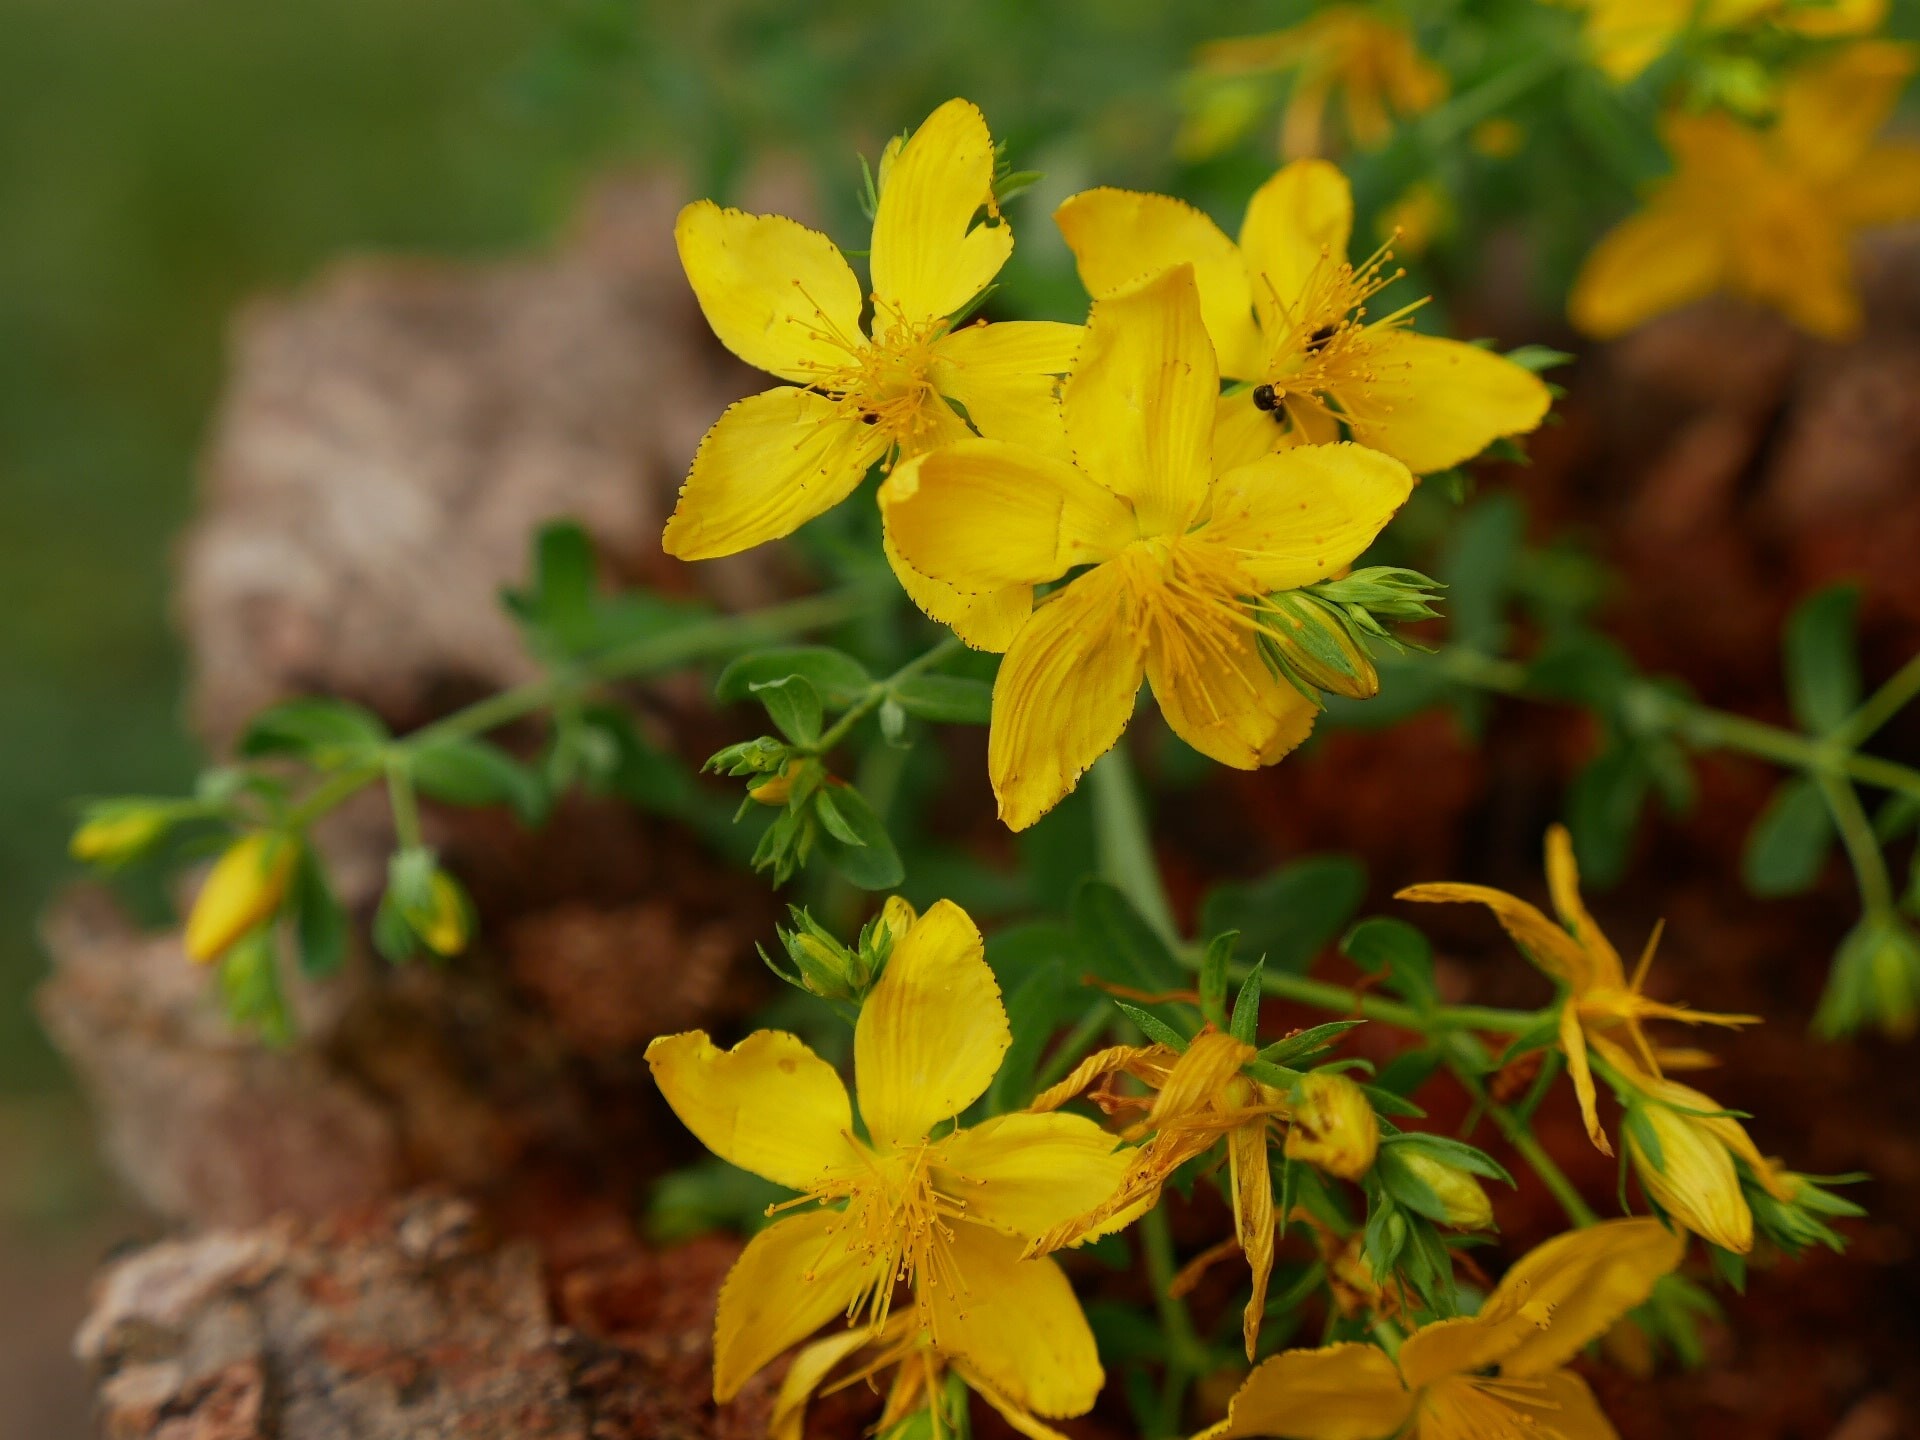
[664,98,1079,645]
[1200,1219,1684,1440]
[881,264,1415,830]
[1571,42,1920,339]
[645,899,1125,1420]
[1054,161,1551,477]
[1398,824,1756,1158]
[1574,0,1884,84]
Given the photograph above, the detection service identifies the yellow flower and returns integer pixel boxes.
[1376,180,1449,258]
[645,899,1126,1418]
[1398,824,1755,1157]
[1182,8,1448,160]
[1283,1070,1380,1181]
[1575,0,1886,85]
[1027,1030,1288,1362]
[664,98,1079,646]
[1199,1219,1685,1440]
[70,807,168,865]
[183,832,298,964]
[881,265,1415,830]
[1571,42,1920,340]
[1055,162,1551,477]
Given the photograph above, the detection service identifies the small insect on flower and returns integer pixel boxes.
[645,899,1126,1421]
[664,98,1080,648]
[1571,42,1920,340]
[881,265,1417,830]
[1201,1219,1685,1440]
[1055,159,1551,476]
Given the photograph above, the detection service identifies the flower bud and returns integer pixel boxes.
[748,760,800,807]
[1284,1071,1379,1181]
[406,870,471,957]
[1626,1100,1753,1254]
[184,832,298,964]
[871,895,917,954]
[70,807,169,866]
[1395,1149,1494,1230]
[1262,592,1379,701]
[1817,914,1920,1039]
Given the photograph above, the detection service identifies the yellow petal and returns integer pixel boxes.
[1487,1218,1686,1377]
[644,1029,860,1190]
[880,439,1135,594]
[662,388,887,560]
[1569,202,1725,340]
[882,523,1033,653]
[1777,40,1917,182]
[1335,331,1552,475]
[1562,1002,1614,1157]
[958,1364,1076,1440]
[1398,1309,1550,1392]
[931,320,1081,458]
[1629,1106,1753,1252]
[871,98,1012,324]
[713,1208,878,1401]
[1545,825,1625,985]
[1581,0,1690,83]
[925,1224,1103,1418]
[1828,141,1920,227]
[935,1111,1128,1241]
[1214,389,1288,472]
[1054,187,1265,378]
[1199,1343,1413,1440]
[1145,590,1320,769]
[1028,1042,1173,1113]
[1528,1371,1626,1440]
[1229,1122,1276,1361]
[183,832,298,963]
[855,899,1009,1147]
[1204,441,1413,591]
[1395,881,1595,990]
[1238,159,1353,335]
[1779,0,1886,34]
[1065,264,1219,538]
[990,564,1146,831]
[770,1326,877,1440]
[675,201,866,383]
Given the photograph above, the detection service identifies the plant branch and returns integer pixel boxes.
[1090,748,1182,950]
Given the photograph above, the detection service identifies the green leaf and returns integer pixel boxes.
[1231,959,1265,1044]
[1504,344,1576,373]
[814,785,904,890]
[239,698,389,761]
[1785,584,1861,734]
[890,673,993,725]
[1567,745,1649,889]
[1741,776,1834,896]
[1199,931,1237,1027]
[291,848,347,978]
[1073,879,1188,995]
[1438,495,1524,653]
[716,646,873,708]
[525,520,597,648]
[753,674,824,745]
[1341,917,1435,1010]
[218,927,293,1046]
[988,959,1071,1114]
[410,737,547,824]
[813,787,866,846]
[1259,1020,1363,1067]
[1383,1131,1515,1186]
[1200,856,1366,973]
[1113,1000,1188,1051]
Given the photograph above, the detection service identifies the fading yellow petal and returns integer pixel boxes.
[1028,1042,1173,1113]
[990,564,1146,831]
[1336,332,1552,475]
[927,1224,1103,1418]
[1239,159,1354,334]
[1562,1001,1614,1157]
[936,1111,1128,1241]
[1200,1343,1413,1440]
[880,439,1135,595]
[1146,594,1320,769]
[1570,202,1726,339]
[1828,141,1920,227]
[771,1325,878,1440]
[883,524,1033,653]
[1229,1121,1276,1361]
[1777,40,1918,182]
[930,319,1080,458]
[855,899,1009,1147]
[1395,881,1595,990]
[1397,1310,1548,1392]
[646,1030,859,1190]
[714,1208,878,1401]
[871,98,1012,324]
[1528,1371,1625,1440]
[1204,441,1414,592]
[1065,264,1219,537]
[1545,825,1625,985]
[662,388,887,560]
[1055,187,1265,378]
[1487,1217,1686,1378]
[675,201,866,383]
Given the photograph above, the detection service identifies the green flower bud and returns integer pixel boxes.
[1395,1148,1495,1230]
[1816,914,1920,1039]
[1261,591,1379,701]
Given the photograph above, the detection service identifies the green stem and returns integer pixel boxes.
[1815,771,1896,914]
[1032,998,1117,1094]
[811,634,963,754]
[283,763,381,829]
[1237,964,1544,1036]
[1417,44,1570,146]
[385,756,424,851]
[1141,1203,1208,1438]
[1458,1068,1599,1226]
[1833,650,1920,752]
[1090,748,1182,950]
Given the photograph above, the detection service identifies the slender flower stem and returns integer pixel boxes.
[1455,1067,1600,1226]
[811,633,964,754]
[1141,1203,1208,1438]
[1833,650,1920,753]
[384,756,424,851]
[1244,966,1543,1036]
[1090,748,1182,950]
[1816,771,1896,914]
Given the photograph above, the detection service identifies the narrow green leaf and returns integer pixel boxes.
[1230,959,1265,1044]
[1785,584,1861,734]
[716,647,873,708]
[890,673,994,725]
[1741,775,1834,896]
[410,737,547,824]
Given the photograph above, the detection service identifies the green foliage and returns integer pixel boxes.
[1742,776,1834,897]
[1201,856,1367,974]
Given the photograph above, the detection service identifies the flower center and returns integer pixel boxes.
[1250,239,1425,427]
[799,307,951,451]
[1113,537,1271,701]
